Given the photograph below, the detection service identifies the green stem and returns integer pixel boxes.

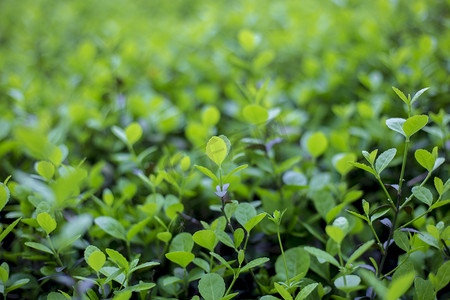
[219,167,223,189]
[398,141,409,193]
[47,236,63,267]
[209,254,214,272]
[380,255,409,279]
[277,225,290,282]
[397,209,430,230]
[400,171,432,209]
[337,245,344,267]
[376,176,396,209]
[184,267,188,298]
[369,223,385,255]
[98,273,106,298]
[224,271,239,296]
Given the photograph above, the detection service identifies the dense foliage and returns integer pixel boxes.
[0,0,449,299]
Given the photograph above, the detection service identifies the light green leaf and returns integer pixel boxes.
[0,217,21,243]
[198,273,226,300]
[127,217,151,241]
[304,246,340,267]
[386,271,415,300]
[37,212,57,235]
[157,232,172,243]
[36,161,55,181]
[206,136,228,167]
[234,228,244,248]
[334,275,361,291]
[415,149,435,171]
[240,257,270,273]
[215,230,235,249]
[195,165,219,182]
[118,281,156,293]
[403,115,428,138]
[210,252,233,271]
[393,231,409,252]
[326,225,344,244]
[349,162,377,176]
[5,278,30,294]
[386,118,406,137]
[129,261,159,273]
[95,216,127,241]
[244,213,266,233]
[88,251,106,272]
[165,251,195,268]
[193,230,217,252]
[235,203,257,227]
[275,247,310,281]
[125,122,143,145]
[430,260,450,292]
[346,210,368,222]
[375,148,397,175]
[25,241,53,254]
[412,186,433,207]
[392,87,409,104]
[295,283,318,300]
[274,282,293,300]
[332,153,357,176]
[307,132,328,158]
[111,126,128,145]
[106,248,129,271]
[414,277,434,300]
[362,149,378,165]
[242,104,268,125]
[346,240,374,266]
[434,177,444,196]
[166,203,184,219]
[223,164,248,182]
[411,87,430,104]
[0,183,9,212]
[169,232,194,252]
[0,266,8,283]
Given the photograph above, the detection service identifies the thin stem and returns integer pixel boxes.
[47,236,63,267]
[209,254,214,272]
[184,267,188,298]
[337,245,344,267]
[219,167,223,189]
[380,255,409,279]
[398,141,409,193]
[369,223,385,255]
[376,176,396,209]
[277,225,290,282]
[400,171,432,209]
[98,273,106,298]
[397,209,430,230]
[224,271,239,296]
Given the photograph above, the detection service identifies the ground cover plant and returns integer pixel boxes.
[0,0,449,299]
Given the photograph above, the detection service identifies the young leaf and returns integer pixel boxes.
[88,251,106,272]
[362,149,378,165]
[36,161,55,181]
[295,283,318,300]
[106,248,129,271]
[243,104,269,125]
[193,230,217,252]
[244,213,266,233]
[411,87,430,104]
[234,228,244,248]
[434,177,444,196]
[125,122,142,145]
[392,87,409,104]
[223,164,248,182]
[198,273,226,300]
[215,230,235,249]
[169,232,194,252]
[346,240,374,266]
[235,203,257,227]
[430,260,450,292]
[274,282,293,300]
[127,217,151,241]
[304,246,340,267]
[240,257,270,273]
[412,186,433,207]
[209,252,233,271]
[95,217,127,241]
[24,242,53,254]
[165,251,195,268]
[326,225,344,244]
[195,165,219,182]
[332,153,357,176]
[386,271,415,300]
[348,162,376,176]
[307,132,328,158]
[0,217,22,243]
[375,148,397,175]
[415,149,435,171]
[206,136,228,167]
[0,183,9,212]
[37,212,57,235]
[385,118,406,137]
[403,115,429,138]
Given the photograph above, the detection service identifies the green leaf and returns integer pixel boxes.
[127,217,151,241]
[346,210,368,222]
[332,153,357,176]
[326,225,344,244]
[304,246,340,267]
[0,266,8,283]
[224,202,238,220]
[430,260,450,292]
[88,251,106,272]
[165,251,195,268]
[195,165,219,182]
[392,87,409,104]
[370,207,391,222]
[223,164,248,182]
[193,230,217,252]
[431,199,450,209]
[221,293,239,300]
[157,232,172,243]
[362,149,378,165]
[25,241,53,254]
[386,271,415,300]
[125,122,142,145]
[84,245,102,264]
[118,281,156,293]
[0,183,9,212]
[349,162,377,176]
[106,248,129,271]
[5,278,30,294]
[307,132,328,158]
[275,247,310,281]
[170,232,194,252]
[334,275,361,291]
[198,273,226,300]
[210,252,233,271]
[242,104,268,125]
[235,203,257,228]
[415,149,435,171]
[295,283,318,300]
[375,148,397,175]
[36,161,55,181]
[346,240,374,266]
[411,87,430,104]
[412,186,433,207]
[95,216,127,241]
[111,126,128,145]
[244,213,266,233]
[166,203,184,219]
[393,231,409,252]
[282,171,307,186]
[129,261,159,273]
[414,277,434,300]
[386,118,406,137]
[37,212,57,235]
[215,230,235,249]
[274,282,293,300]
[0,217,21,243]
[403,115,428,138]
[434,177,444,196]
[234,228,244,248]
[206,136,228,167]
[240,257,270,273]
